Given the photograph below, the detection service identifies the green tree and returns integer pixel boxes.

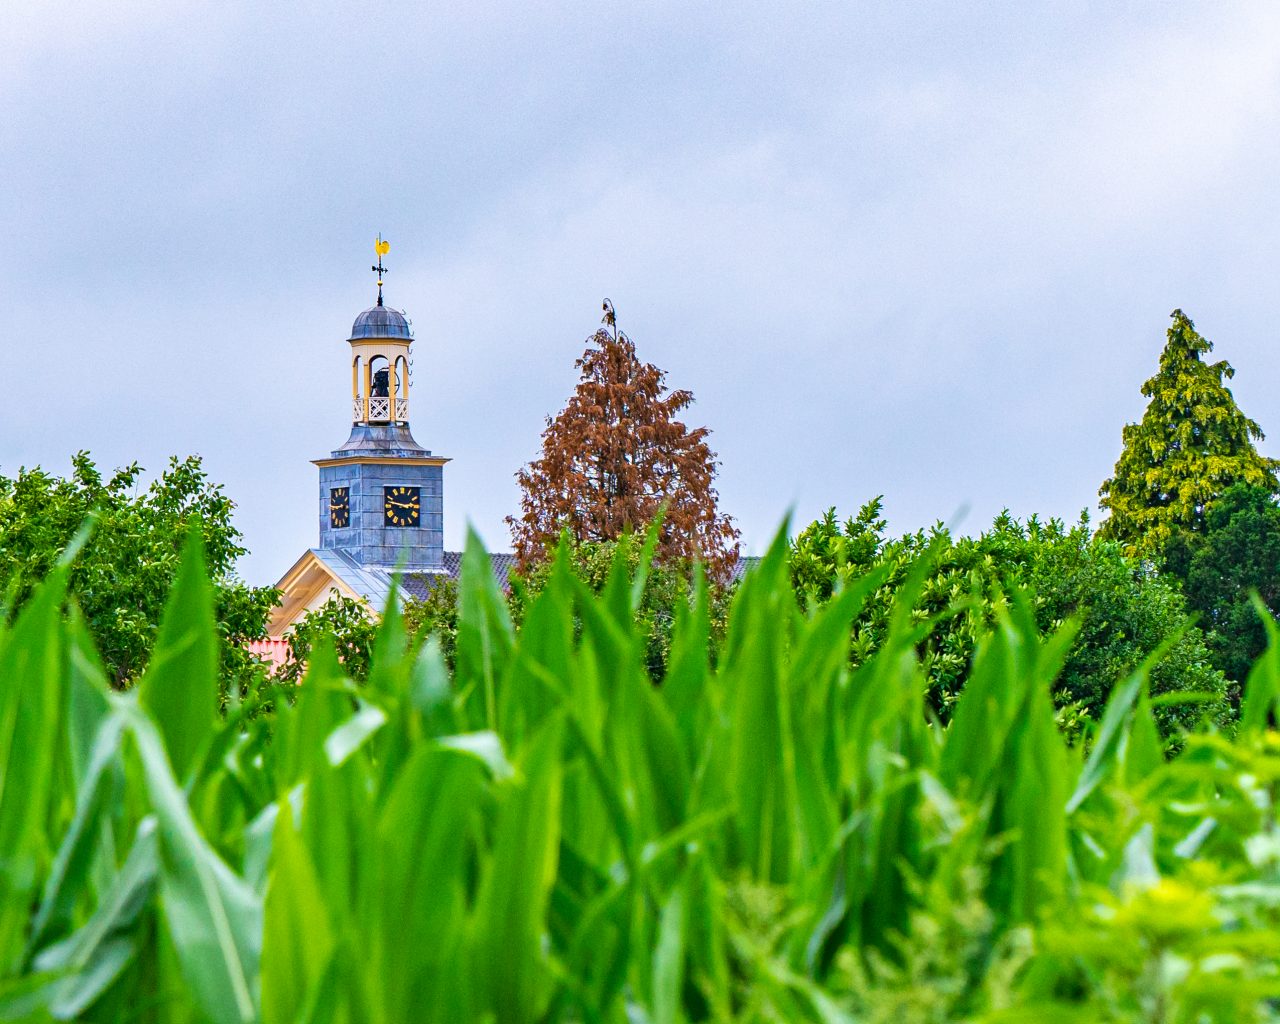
[1098,309,1278,562]
[280,580,460,684]
[0,451,277,690]
[1170,484,1280,684]
[791,499,1228,733]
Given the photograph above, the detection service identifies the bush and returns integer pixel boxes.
[790,500,1230,733]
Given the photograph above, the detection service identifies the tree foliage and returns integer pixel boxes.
[1098,309,1279,562]
[0,451,277,689]
[791,499,1228,733]
[507,303,739,581]
[280,579,460,684]
[1169,483,1280,684]
[279,593,380,684]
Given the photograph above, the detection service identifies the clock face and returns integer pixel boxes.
[329,487,350,528]
[383,485,421,527]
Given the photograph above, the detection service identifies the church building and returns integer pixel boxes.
[268,242,513,636]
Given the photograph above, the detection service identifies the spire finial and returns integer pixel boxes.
[372,234,390,307]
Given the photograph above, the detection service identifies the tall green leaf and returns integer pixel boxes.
[470,717,564,1024]
[455,526,515,730]
[0,562,71,972]
[137,525,218,784]
[117,697,261,1024]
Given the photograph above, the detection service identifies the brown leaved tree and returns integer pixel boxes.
[508,301,740,581]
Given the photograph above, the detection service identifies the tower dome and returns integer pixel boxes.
[349,304,413,341]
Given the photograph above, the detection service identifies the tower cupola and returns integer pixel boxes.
[348,241,415,428]
[313,236,449,570]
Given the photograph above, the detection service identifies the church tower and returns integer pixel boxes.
[314,238,448,569]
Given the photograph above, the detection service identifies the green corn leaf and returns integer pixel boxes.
[650,878,687,1024]
[369,743,492,1023]
[662,562,710,736]
[27,713,125,956]
[409,635,455,736]
[26,818,158,1019]
[456,525,515,730]
[1241,594,1280,734]
[0,561,71,972]
[273,637,351,792]
[116,696,261,1024]
[323,703,386,767]
[365,578,408,699]
[64,603,112,792]
[137,524,218,784]
[629,512,665,614]
[261,804,333,1024]
[1066,634,1180,814]
[470,716,564,1024]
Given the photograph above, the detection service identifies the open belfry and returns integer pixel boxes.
[269,239,513,635]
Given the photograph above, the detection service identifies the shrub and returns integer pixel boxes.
[791,500,1230,733]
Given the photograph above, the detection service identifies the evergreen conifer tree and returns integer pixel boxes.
[1098,309,1279,561]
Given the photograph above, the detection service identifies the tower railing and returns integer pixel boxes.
[353,397,409,423]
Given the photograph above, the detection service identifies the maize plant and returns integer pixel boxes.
[2,525,1280,1022]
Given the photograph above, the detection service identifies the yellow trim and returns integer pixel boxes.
[388,357,397,420]
[312,455,451,468]
[269,550,363,636]
[351,357,359,404]
[363,360,372,422]
[395,355,408,422]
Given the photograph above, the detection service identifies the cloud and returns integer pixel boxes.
[3,2,1280,580]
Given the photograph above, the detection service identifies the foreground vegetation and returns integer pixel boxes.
[5,524,1280,1023]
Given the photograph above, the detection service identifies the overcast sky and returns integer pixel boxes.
[3,2,1279,585]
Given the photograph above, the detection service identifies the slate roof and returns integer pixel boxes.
[730,556,761,583]
[349,304,412,340]
[400,552,519,600]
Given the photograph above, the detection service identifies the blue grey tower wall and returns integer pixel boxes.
[318,459,444,569]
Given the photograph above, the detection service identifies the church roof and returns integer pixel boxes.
[349,304,413,341]
[402,552,520,599]
[308,548,756,606]
[271,546,760,637]
[304,547,516,609]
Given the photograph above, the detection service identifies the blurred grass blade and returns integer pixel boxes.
[27,713,125,955]
[1066,635,1178,814]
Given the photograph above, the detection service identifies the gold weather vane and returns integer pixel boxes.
[372,234,390,306]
